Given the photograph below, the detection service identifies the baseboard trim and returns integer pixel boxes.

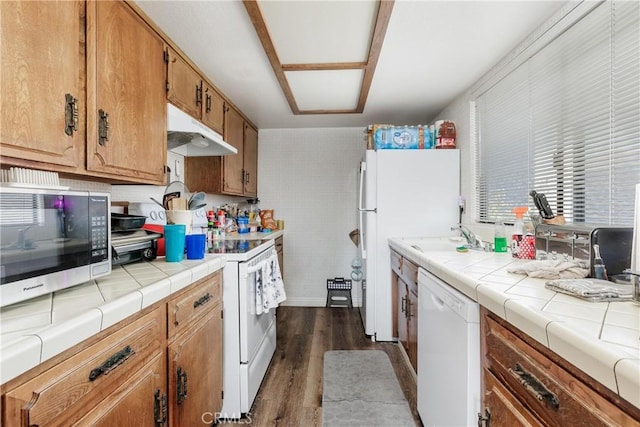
[281,297,362,307]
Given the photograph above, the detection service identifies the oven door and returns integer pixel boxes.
[238,246,277,364]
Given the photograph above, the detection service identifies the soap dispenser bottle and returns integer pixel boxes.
[511,206,528,258]
[494,219,508,253]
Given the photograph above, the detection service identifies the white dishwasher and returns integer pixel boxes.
[417,267,481,427]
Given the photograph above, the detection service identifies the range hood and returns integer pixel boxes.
[167,103,237,156]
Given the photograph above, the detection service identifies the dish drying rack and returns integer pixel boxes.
[0,167,66,189]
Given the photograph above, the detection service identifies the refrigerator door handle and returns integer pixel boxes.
[358,160,376,212]
[358,209,367,259]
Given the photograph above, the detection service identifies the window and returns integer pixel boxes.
[475,1,639,226]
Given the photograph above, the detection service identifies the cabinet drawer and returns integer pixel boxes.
[391,250,402,276]
[4,307,165,427]
[401,257,418,286]
[484,315,637,426]
[168,271,221,339]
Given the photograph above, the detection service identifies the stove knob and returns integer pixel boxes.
[150,211,157,221]
[159,211,166,221]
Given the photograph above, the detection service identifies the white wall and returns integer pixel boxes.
[258,127,365,306]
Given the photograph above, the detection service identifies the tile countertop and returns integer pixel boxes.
[0,255,225,385]
[388,236,640,410]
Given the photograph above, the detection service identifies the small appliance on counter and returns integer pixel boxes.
[534,223,633,278]
[111,213,162,266]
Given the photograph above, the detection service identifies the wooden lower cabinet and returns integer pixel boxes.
[275,236,284,276]
[391,249,418,372]
[480,307,640,426]
[1,271,223,427]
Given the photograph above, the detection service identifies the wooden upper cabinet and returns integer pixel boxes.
[86,1,167,184]
[243,123,258,197]
[223,104,246,195]
[0,1,85,171]
[166,48,202,120]
[202,82,224,135]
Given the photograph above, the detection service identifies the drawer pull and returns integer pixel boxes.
[401,296,406,314]
[154,388,167,427]
[89,345,134,381]
[509,363,560,409]
[477,407,491,427]
[193,292,212,308]
[177,367,188,405]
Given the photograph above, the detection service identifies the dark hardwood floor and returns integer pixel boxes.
[220,306,421,427]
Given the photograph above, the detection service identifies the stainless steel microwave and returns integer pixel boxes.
[0,187,111,307]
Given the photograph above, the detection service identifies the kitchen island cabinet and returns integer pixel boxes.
[0,1,85,172]
[1,268,224,426]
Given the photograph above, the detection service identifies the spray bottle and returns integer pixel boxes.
[511,207,528,258]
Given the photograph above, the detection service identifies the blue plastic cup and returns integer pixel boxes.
[185,234,206,260]
[164,224,186,262]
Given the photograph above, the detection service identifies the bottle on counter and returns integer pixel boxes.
[494,219,508,253]
[511,206,528,258]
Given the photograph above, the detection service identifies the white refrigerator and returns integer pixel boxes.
[357,149,460,341]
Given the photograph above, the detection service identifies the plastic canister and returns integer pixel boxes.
[237,216,249,234]
[494,220,508,253]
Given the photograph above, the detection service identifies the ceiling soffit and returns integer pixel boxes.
[243,0,394,115]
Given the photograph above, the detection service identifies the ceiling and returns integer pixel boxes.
[135,0,565,130]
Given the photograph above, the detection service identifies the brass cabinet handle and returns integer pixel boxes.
[205,93,212,113]
[509,363,560,409]
[195,84,202,106]
[477,407,491,427]
[98,109,109,146]
[64,93,78,136]
[193,292,212,309]
[177,367,188,405]
[89,345,134,381]
[154,389,167,427]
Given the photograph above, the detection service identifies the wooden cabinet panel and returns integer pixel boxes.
[168,308,222,427]
[392,250,418,373]
[4,307,164,427]
[482,370,543,427]
[86,1,166,183]
[397,279,408,353]
[202,82,224,134]
[275,236,284,276]
[222,105,245,195]
[74,355,166,427]
[407,281,418,372]
[481,309,640,426]
[167,271,221,339]
[166,47,202,120]
[243,122,258,197]
[0,1,85,171]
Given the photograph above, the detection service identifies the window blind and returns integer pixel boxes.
[475,0,639,226]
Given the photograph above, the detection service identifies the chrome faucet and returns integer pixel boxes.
[451,225,485,250]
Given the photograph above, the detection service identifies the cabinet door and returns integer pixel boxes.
[86,1,166,184]
[275,236,284,276]
[73,355,166,427]
[407,282,418,372]
[166,48,202,120]
[222,105,245,195]
[201,82,224,134]
[243,122,258,197]
[0,1,84,171]
[168,308,223,427]
[397,279,408,353]
[482,370,543,427]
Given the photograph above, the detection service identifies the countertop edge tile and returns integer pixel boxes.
[0,335,43,384]
[546,320,621,394]
[99,292,143,330]
[614,358,640,408]
[139,278,171,308]
[169,269,194,293]
[504,299,552,346]
[37,308,103,363]
[476,283,509,319]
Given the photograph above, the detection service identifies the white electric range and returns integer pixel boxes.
[128,202,278,419]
